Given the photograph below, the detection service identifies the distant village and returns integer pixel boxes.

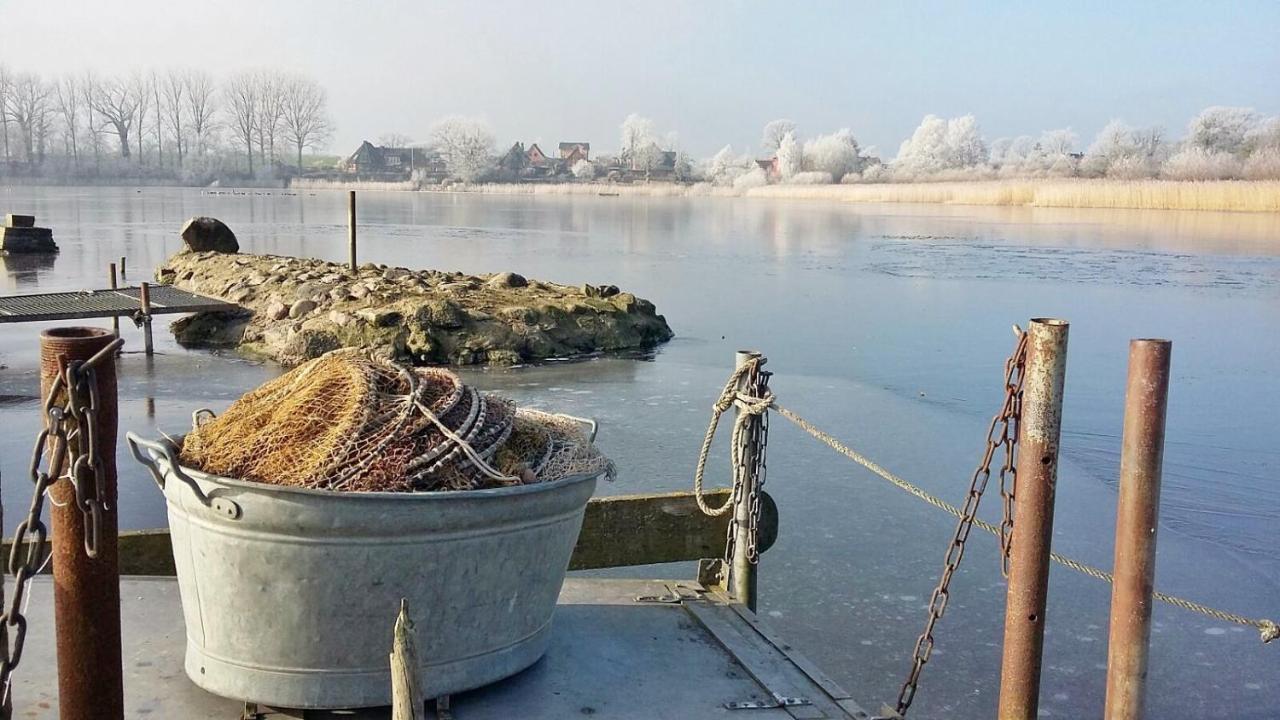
[339,139,695,185]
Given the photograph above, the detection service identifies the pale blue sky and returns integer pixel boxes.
[1,0,1277,157]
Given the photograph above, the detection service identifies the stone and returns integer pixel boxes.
[266,301,289,320]
[180,217,239,254]
[487,272,528,289]
[414,298,466,329]
[289,299,317,318]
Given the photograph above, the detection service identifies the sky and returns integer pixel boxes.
[1,0,1278,158]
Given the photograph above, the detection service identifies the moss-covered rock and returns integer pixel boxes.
[160,251,673,367]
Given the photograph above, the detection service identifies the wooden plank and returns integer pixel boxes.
[2,491,780,576]
[683,594,861,719]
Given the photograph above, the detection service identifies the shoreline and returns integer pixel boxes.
[287,177,1280,213]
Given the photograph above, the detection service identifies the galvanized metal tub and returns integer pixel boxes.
[126,432,598,709]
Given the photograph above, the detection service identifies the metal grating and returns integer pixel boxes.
[0,286,236,324]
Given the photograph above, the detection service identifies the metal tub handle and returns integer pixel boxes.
[125,432,241,520]
[553,414,599,443]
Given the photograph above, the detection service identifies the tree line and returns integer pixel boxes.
[0,66,332,181]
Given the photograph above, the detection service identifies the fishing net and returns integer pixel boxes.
[179,349,613,492]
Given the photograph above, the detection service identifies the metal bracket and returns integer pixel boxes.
[725,692,812,710]
[636,583,703,604]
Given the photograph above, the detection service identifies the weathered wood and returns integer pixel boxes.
[3,490,779,576]
[390,599,425,720]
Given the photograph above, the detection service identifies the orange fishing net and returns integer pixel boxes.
[180,350,613,492]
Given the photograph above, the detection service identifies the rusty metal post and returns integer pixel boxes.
[1104,339,1171,720]
[731,350,761,611]
[39,327,124,720]
[998,318,1069,720]
[348,190,357,271]
[139,281,154,356]
[108,263,120,338]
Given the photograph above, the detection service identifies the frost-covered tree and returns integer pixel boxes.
[894,114,988,178]
[1039,128,1077,157]
[733,166,768,191]
[761,119,796,154]
[1242,147,1280,180]
[705,144,753,186]
[430,116,495,182]
[1161,146,1240,180]
[775,131,802,181]
[1246,117,1280,153]
[572,158,595,180]
[802,129,861,181]
[1187,106,1259,156]
[1084,120,1162,178]
[619,113,655,164]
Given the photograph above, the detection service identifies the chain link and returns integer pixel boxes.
[0,337,122,704]
[722,368,772,576]
[894,329,1028,716]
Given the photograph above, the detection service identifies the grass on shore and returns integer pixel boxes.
[292,178,1280,213]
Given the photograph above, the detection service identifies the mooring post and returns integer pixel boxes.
[348,190,358,271]
[998,318,1069,720]
[731,350,762,612]
[1103,339,1171,720]
[390,599,425,720]
[108,262,120,338]
[39,327,125,720]
[139,281,154,356]
[119,255,126,280]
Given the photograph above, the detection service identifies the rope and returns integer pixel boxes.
[692,357,773,516]
[770,402,1280,645]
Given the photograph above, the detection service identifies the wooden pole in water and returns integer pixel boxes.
[139,282,154,356]
[108,262,119,338]
[348,190,357,271]
[1104,339,1171,720]
[731,350,762,612]
[390,599,425,720]
[998,318,1069,720]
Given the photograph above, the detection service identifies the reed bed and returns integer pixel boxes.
[290,178,419,192]
[291,177,1280,212]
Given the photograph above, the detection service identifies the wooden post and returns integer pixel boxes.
[108,262,120,338]
[390,599,425,720]
[348,190,357,271]
[139,282,154,356]
[731,350,762,612]
[998,318,1069,720]
[1104,339,1171,720]
[119,256,126,280]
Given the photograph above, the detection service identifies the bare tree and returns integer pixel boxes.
[161,70,187,170]
[761,119,797,154]
[379,132,413,148]
[151,70,164,167]
[254,70,287,168]
[0,64,11,162]
[54,75,82,169]
[4,72,52,162]
[280,74,332,170]
[88,74,138,159]
[131,73,152,164]
[224,70,259,174]
[81,71,102,171]
[184,70,216,156]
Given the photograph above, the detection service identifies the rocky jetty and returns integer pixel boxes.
[158,252,674,366]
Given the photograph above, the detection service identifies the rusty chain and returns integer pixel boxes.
[893,328,1028,716]
[0,337,122,705]
[723,368,772,577]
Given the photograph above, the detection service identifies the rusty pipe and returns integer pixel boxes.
[731,350,762,611]
[998,318,1069,720]
[39,327,124,720]
[1104,339,1171,720]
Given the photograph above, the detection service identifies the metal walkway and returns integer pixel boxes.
[0,285,235,324]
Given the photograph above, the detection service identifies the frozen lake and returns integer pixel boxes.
[1,186,1278,718]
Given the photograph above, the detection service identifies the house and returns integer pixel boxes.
[499,142,530,173]
[559,142,590,166]
[344,141,444,179]
[757,157,780,181]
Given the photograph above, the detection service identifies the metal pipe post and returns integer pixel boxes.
[139,281,154,356]
[108,262,119,338]
[998,318,1069,720]
[39,327,124,720]
[1104,339,1171,720]
[731,350,762,611]
[348,190,358,271]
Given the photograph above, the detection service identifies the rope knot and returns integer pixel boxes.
[1261,620,1279,644]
